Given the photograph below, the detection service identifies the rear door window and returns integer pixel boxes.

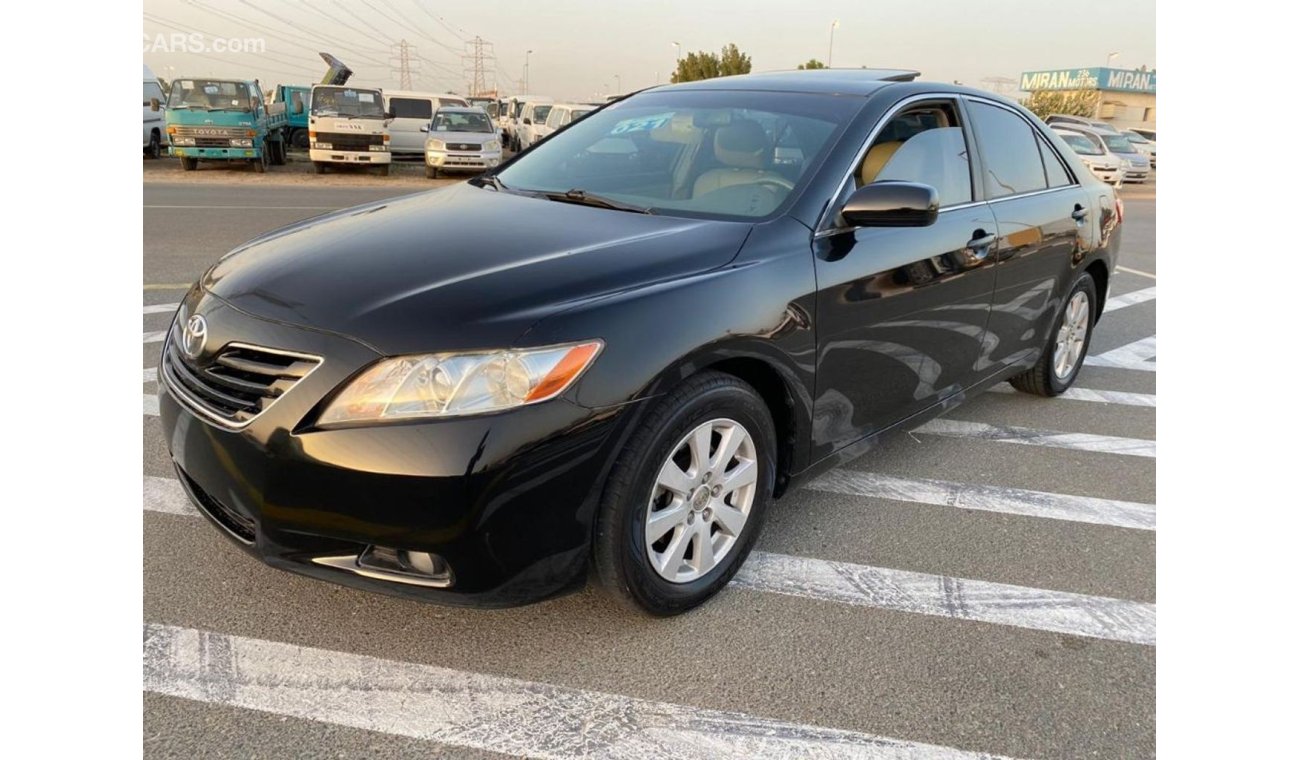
[390,98,432,119]
[1037,134,1073,187]
[967,102,1049,199]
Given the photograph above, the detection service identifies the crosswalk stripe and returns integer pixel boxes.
[1105,286,1156,311]
[143,303,179,315]
[986,384,1156,407]
[739,553,1155,645]
[142,476,1154,644]
[143,394,159,417]
[807,470,1155,530]
[143,330,167,344]
[914,418,1156,458]
[143,367,157,383]
[1085,336,1157,372]
[144,623,1020,760]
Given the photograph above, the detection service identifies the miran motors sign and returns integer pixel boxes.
[1020,67,1156,94]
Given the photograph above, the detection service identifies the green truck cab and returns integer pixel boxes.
[272,84,312,150]
[163,78,289,172]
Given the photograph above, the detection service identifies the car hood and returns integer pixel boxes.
[203,183,753,355]
[427,130,497,145]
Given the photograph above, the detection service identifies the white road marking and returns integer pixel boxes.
[143,330,167,344]
[143,302,179,315]
[914,418,1156,458]
[144,623,1023,760]
[143,367,157,383]
[807,470,1155,530]
[142,476,1153,644]
[1086,336,1157,372]
[986,383,1156,407]
[738,553,1155,645]
[144,205,337,210]
[143,394,159,417]
[1116,266,1156,280]
[1105,286,1156,311]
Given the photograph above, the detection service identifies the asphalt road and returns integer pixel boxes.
[143,179,1157,759]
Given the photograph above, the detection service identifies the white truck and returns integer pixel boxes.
[307,85,392,175]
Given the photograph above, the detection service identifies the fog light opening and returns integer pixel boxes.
[311,545,454,588]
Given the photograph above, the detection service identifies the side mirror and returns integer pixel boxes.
[420,124,429,132]
[840,181,939,228]
[523,117,532,125]
[385,111,395,120]
[150,98,161,112]
[291,93,304,114]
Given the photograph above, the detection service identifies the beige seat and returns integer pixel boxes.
[693,120,781,197]
[859,141,903,185]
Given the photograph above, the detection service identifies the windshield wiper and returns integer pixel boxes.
[541,189,655,215]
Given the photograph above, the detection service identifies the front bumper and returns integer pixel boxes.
[159,287,642,607]
[170,146,261,160]
[426,150,502,172]
[309,148,392,165]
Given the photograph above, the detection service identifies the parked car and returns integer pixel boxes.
[143,64,165,159]
[501,95,552,151]
[515,101,556,150]
[1130,127,1156,142]
[160,70,1121,615]
[532,103,597,142]
[423,106,503,178]
[383,90,470,157]
[1044,114,1119,133]
[1122,130,1156,168]
[1051,125,1148,183]
[1055,129,1124,186]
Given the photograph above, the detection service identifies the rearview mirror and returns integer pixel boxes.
[150,97,161,112]
[840,181,939,228]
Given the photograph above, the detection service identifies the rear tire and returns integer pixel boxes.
[146,131,161,159]
[179,156,198,171]
[270,140,286,166]
[291,129,309,150]
[1009,273,1098,396]
[593,371,776,616]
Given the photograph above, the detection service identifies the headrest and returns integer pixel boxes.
[713,120,769,169]
[860,141,903,185]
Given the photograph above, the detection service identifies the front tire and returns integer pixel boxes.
[146,131,161,159]
[313,161,327,174]
[1009,273,1098,396]
[375,164,390,176]
[179,156,198,171]
[594,371,776,616]
[425,166,437,179]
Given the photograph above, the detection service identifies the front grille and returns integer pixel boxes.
[194,138,230,148]
[171,126,239,139]
[318,132,384,150]
[177,466,255,544]
[446,142,482,151]
[162,326,320,428]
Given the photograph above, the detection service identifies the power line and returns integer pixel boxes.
[181,0,390,67]
[360,0,461,57]
[409,1,470,42]
[143,13,322,77]
[315,0,394,48]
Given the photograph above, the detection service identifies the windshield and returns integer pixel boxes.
[431,111,494,133]
[1123,131,1149,144]
[311,87,385,118]
[496,90,857,221]
[167,79,253,112]
[1102,134,1137,153]
[1060,134,1103,156]
[531,105,554,122]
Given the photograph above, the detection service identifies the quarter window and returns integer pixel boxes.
[1038,134,1073,187]
[968,102,1048,198]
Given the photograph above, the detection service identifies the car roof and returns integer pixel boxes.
[435,106,488,113]
[660,68,922,95]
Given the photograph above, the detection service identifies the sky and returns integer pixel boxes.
[143,0,1156,100]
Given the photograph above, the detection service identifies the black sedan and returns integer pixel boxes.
[160,69,1122,615]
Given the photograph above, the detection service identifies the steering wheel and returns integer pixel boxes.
[753,175,796,192]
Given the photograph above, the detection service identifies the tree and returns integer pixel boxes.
[671,43,753,83]
[797,59,827,70]
[1020,90,1100,119]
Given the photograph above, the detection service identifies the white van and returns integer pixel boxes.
[143,64,165,158]
[533,103,597,143]
[383,90,470,156]
[502,95,552,150]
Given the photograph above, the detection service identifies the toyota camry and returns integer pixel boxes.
[160,69,1122,615]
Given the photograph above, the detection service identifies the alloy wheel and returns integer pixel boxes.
[645,418,758,583]
[1053,291,1091,379]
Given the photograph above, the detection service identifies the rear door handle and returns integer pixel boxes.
[967,232,997,249]
[1071,205,1089,221]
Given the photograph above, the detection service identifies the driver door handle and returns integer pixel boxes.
[966,230,997,261]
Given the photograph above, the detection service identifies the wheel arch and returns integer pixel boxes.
[1085,258,1110,320]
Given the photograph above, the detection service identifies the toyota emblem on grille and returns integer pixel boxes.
[181,315,208,358]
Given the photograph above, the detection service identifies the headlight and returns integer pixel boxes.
[484,139,501,152]
[312,142,333,150]
[369,143,388,151]
[319,341,602,425]
[230,138,253,147]
[173,137,196,146]
[427,139,446,151]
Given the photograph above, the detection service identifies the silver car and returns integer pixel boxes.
[1055,130,1124,186]
[423,107,504,179]
[1053,125,1149,183]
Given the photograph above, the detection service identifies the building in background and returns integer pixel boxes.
[1019,67,1156,130]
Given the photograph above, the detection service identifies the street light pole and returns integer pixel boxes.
[672,41,681,63]
[828,20,840,67]
[524,49,533,93]
[1096,51,1119,117]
